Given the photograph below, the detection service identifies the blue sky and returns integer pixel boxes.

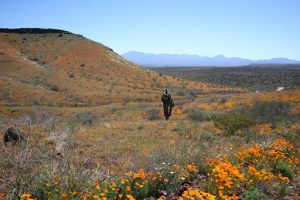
[1,0,300,60]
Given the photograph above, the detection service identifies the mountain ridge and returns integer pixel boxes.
[122,51,300,67]
[0,28,74,34]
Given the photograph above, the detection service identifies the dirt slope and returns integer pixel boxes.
[0,28,233,107]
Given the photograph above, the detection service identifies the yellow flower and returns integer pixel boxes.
[121,178,125,184]
[180,188,216,200]
[187,163,199,173]
[126,194,136,200]
[126,185,131,191]
[132,169,148,180]
[93,195,100,200]
[210,161,243,199]
[21,194,31,198]
[96,183,101,190]
[100,193,105,197]
[111,181,116,187]
[61,192,68,198]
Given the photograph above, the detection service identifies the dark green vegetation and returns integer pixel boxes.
[186,108,211,122]
[212,101,293,134]
[239,101,292,126]
[153,65,300,91]
[213,112,252,134]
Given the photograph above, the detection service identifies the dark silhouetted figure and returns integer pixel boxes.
[3,124,25,145]
[161,88,174,120]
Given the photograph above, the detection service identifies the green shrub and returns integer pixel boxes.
[187,89,202,98]
[172,123,186,132]
[75,112,96,125]
[186,108,210,122]
[213,112,252,134]
[32,100,40,105]
[175,87,201,99]
[281,130,298,140]
[241,130,270,144]
[198,132,217,143]
[241,101,291,126]
[171,123,193,138]
[243,186,268,200]
[273,161,294,180]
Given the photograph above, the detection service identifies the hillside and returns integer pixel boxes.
[0,29,230,107]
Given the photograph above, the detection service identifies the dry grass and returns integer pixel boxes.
[0,101,299,199]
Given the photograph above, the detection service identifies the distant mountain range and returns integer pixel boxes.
[122,51,300,67]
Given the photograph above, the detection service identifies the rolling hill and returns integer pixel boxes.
[0,28,227,107]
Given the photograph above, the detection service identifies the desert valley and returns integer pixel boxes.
[0,28,299,200]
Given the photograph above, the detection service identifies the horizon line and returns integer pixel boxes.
[121,50,300,62]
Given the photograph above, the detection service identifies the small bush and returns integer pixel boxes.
[137,124,145,130]
[48,84,59,92]
[122,96,130,104]
[213,112,252,134]
[273,161,294,180]
[243,186,268,200]
[219,98,227,104]
[75,112,96,125]
[176,88,201,98]
[198,131,217,143]
[32,100,40,106]
[176,90,185,96]
[186,108,210,122]
[146,108,161,121]
[172,123,190,136]
[241,101,291,126]
[281,130,298,140]
[188,89,202,98]
[172,123,186,132]
[69,73,75,78]
[26,76,45,86]
[241,131,270,144]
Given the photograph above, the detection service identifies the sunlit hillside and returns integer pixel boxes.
[0,29,234,108]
